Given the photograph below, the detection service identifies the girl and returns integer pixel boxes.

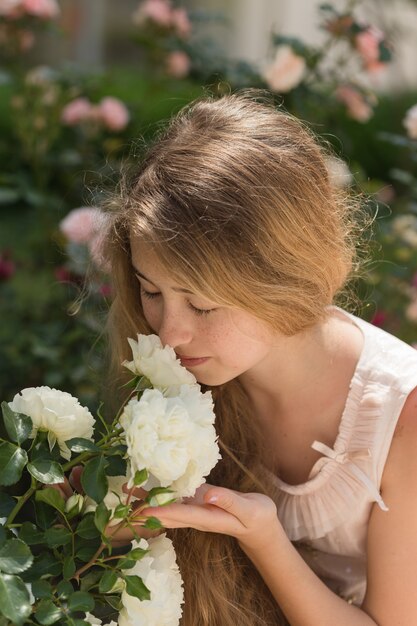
[103,90,417,626]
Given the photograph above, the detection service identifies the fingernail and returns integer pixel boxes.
[208,496,218,503]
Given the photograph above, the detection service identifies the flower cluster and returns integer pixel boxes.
[61,97,130,132]
[132,0,191,38]
[0,333,219,625]
[0,0,60,20]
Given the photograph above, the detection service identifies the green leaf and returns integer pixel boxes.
[133,468,148,486]
[35,598,62,625]
[104,595,122,611]
[94,501,111,534]
[0,528,5,549]
[116,557,136,570]
[76,514,100,539]
[127,546,149,561]
[31,579,52,599]
[79,568,102,592]
[67,590,95,612]
[1,403,32,445]
[75,542,101,563]
[44,527,72,548]
[124,574,151,601]
[0,493,15,518]
[0,442,28,486]
[99,570,118,593]
[143,516,163,530]
[113,503,130,519]
[34,501,57,530]
[0,539,33,574]
[63,555,76,580]
[28,552,61,580]
[81,456,108,503]
[19,522,44,545]
[0,572,32,626]
[27,459,64,484]
[36,487,65,513]
[105,454,127,476]
[66,438,99,453]
[56,579,73,599]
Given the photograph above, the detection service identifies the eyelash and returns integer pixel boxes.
[140,289,213,316]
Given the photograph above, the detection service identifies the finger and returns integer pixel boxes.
[122,483,148,500]
[104,520,162,544]
[69,466,83,493]
[139,499,245,536]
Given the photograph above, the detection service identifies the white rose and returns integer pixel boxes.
[123,334,196,393]
[403,104,417,139]
[8,386,95,460]
[325,156,352,188]
[118,534,184,626]
[120,387,221,497]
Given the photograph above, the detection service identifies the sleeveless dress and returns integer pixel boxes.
[271,307,417,605]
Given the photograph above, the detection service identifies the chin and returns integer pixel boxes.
[194,371,238,387]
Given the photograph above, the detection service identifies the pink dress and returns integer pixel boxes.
[272,307,417,605]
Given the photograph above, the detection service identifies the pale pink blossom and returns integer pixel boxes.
[132,0,172,28]
[21,0,59,18]
[0,0,20,17]
[59,207,102,245]
[98,96,129,131]
[325,156,352,188]
[403,104,417,139]
[171,7,191,38]
[263,46,306,93]
[355,26,385,72]
[336,85,374,122]
[61,97,93,126]
[166,50,191,78]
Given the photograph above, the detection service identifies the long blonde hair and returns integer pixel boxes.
[102,90,362,625]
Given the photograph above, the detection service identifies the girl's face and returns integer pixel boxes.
[130,240,278,386]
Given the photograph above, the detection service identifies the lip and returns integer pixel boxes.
[176,355,210,367]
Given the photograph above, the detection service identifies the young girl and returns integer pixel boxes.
[103,90,417,626]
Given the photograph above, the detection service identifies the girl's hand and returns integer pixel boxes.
[129,484,281,552]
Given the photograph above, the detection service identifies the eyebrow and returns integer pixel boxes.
[134,269,195,295]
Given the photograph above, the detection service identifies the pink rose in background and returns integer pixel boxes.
[370,310,387,327]
[263,46,306,93]
[98,97,130,131]
[355,26,386,73]
[1,0,60,19]
[60,207,101,245]
[0,251,16,281]
[166,51,191,78]
[336,85,374,122]
[0,0,21,17]
[21,0,59,19]
[61,97,93,126]
[406,296,417,323]
[403,104,417,139]
[171,8,191,38]
[61,96,129,132]
[132,0,172,27]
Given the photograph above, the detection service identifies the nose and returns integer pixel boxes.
[157,306,193,349]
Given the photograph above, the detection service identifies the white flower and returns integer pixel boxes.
[123,334,196,393]
[118,534,184,626]
[403,104,417,139]
[325,156,352,188]
[120,386,221,497]
[65,494,84,515]
[391,214,417,248]
[8,386,95,460]
[263,45,306,93]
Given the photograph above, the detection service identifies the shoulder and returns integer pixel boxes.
[381,385,417,491]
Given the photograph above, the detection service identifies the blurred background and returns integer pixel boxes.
[0,0,416,410]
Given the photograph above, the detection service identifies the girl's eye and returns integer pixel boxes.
[141,289,160,300]
[141,288,214,316]
[188,303,213,316]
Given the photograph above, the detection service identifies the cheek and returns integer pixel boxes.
[141,300,160,332]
